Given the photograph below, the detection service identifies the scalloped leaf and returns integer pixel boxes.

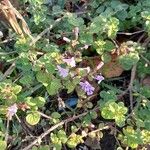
[26,112,41,125]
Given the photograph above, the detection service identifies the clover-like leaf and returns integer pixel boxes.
[67,133,83,149]
[57,130,68,144]
[12,85,22,94]
[36,71,52,86]
[101,101,127,127]
[46,79,62,95]
[0,140,7,150]
[26,111,41,125]
[64,80,75,93]
[34,96,46,107]
[51,112,61,119]
[119,52,139,70]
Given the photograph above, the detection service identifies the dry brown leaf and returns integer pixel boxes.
[102,61,124,78]
[0,0,31,38]
[85,137,101,149]
[142,76,150,87]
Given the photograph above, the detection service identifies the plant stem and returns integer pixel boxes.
[22,111,88,150]
[30,17,63,46]
[0,61,16,81]
[5,118,9,143]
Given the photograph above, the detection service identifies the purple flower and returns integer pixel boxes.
[7,103,18,120]
[57,65,69,78]
[94,75,104,84]
[79,81,95,95]
[63,57,76,67]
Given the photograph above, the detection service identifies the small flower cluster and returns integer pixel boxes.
[94,75,104,84]
[57,56,104,96]
[57,65,69,78]
[63,57,76,67]
[79,81,95,96]
[57,57,76,78]
[7,103,18,120]
[79,74,104,96]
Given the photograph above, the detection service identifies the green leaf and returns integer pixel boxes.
[45,63,55,74]
[53,142,62,150]
[0,106,7,115]
[52,5,62,15]
[106,17,119,38]
[101,101,127,127]
[26,97,45,108]
[67,139,77,149]
[102,7,114,17]
[111,1,128,11]
[119,52,139,70]
[34,97,46,107]
[50,133,62,150]
[71,125,78,133]
[137,53,150,77]
[94,39,106,55]
[39,145,50,150]
[19,73,34,85]
[51,133,59,143]
[89,15,107,34]
[15,38,30,52]
[36,71,51,86]
[104,41,116,52]
[12,85,22,94]
[86,102,93,109]
[26,111,41,125]
[26,97,36,107]
[100,90,117,102]
[67,134,83,148]
[57,130,68,144]
[64,80,75,93]
[141,11,150,20]
[120,126,142,148]
[51,112,61,119]
[94,40,115,55]
[90,111,98,119]
[140,86,150,98]
[116,10,128,21]
[32,146,38,150]
[67,13,84,27]
[101,53,111,63]
[0,140,7,150]
[46,79,62,95]
[82,114,92,127]
[79,32,93,44]
[72,77,80,85]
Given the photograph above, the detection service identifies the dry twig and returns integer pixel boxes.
[118,64,137,108]
[0,61,16,81]
[140,54,150,66]
[0,0,32,38]
[30,17,63,46]
[129,64,137,111]
[22,111,88,150]
[117,30,145,35]
[5,118,9,143]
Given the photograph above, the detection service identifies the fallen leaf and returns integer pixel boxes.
[102,61,124,78]
[85,137,101,149]
[142,76,150,87]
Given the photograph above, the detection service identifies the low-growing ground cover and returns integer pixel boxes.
[0,0,150,149]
